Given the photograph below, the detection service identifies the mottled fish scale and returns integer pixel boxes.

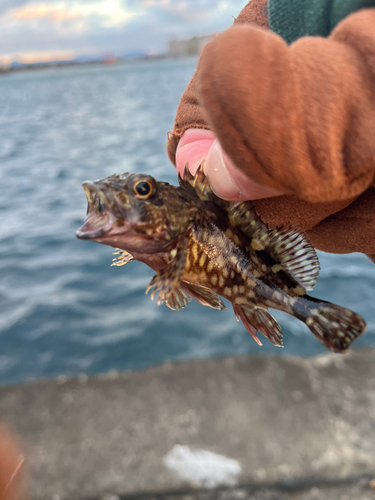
[76,164,367,353]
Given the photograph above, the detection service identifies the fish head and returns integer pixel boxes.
[76,172,197,253]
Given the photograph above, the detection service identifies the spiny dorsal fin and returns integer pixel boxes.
[178,162,193,185]
[178,162,214,201]
[182,282,226,310]
[178,162,195,192]
[227,201,268,241]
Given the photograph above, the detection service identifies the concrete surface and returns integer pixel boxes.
[94,477,375,499]
[1,350,375,500]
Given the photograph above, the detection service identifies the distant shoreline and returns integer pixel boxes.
[0,35,213,75]
[0,53,190,75]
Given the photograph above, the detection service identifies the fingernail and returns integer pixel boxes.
[204,139,240,200]
[176,130,215,177]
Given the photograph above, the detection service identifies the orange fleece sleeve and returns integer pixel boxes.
[195,10,375,203]
[166,2,375,259]
[166,0,269,164]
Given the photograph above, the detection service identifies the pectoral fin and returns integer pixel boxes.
[111,249,134,266]
[146,236,188,305]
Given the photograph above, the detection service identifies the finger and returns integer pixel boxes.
[176,129,215,177]
[0,426,25,500]
[204,139,283,201]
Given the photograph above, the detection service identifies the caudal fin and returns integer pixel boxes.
[302,300,366,352]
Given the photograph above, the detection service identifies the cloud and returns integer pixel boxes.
[136,0,244,30]
[0,0,28,15]
[12,4,81,23]
[9,0,138,28]
[0,0,246,63]
[74,0,139,27]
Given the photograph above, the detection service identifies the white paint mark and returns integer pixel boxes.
[163,445,241,488]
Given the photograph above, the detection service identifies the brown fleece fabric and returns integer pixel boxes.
[166,0,270,163]
[167,1,375,260]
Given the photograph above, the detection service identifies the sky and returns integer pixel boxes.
[0,0,246,64]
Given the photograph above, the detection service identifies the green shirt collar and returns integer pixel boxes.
[269,0,375,43]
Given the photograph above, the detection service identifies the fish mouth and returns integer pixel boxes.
[75,213,113,240]
[76,181,123,240]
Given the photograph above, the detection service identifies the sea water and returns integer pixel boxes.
[0,59,374,384]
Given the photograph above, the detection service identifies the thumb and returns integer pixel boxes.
[204,139,283,201]
[176,129,283,201]
[175,129,215,177]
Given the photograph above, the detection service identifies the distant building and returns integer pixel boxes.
[168,35,214,57]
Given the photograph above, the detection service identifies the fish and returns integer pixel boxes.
[76,164,366,352]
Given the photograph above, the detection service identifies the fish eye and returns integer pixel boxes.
[133,180,153,198]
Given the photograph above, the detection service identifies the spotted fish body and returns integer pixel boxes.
[76,165,366,352]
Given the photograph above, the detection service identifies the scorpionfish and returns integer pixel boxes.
[76,165,366,352]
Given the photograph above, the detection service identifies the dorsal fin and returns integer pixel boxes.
[178,162,194,188]
[181,167,320,290]
[178,162,214,201]
[266,227,320,291]
[227,201,320,291]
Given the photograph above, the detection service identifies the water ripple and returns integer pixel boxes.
[0,60,374,385]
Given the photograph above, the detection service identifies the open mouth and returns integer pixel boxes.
[76,181,117,240]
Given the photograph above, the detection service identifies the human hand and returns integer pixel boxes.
[176,128,282,201]
[170,9,375,205]
[0,426,25,500]
[167,6,375,259]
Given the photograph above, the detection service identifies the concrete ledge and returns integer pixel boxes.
[86,476,375,500]
[1,350,375,500]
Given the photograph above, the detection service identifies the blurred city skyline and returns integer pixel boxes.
[0,0,246,65]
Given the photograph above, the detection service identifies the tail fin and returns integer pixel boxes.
[301,299,366,352]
